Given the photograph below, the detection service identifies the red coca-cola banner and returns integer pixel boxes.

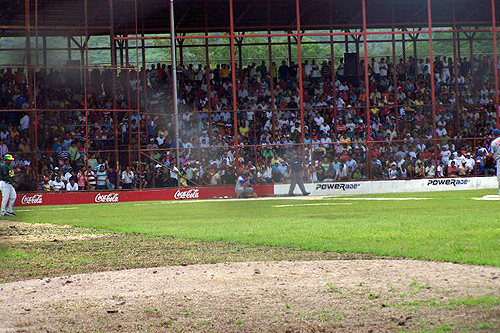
[12,185,275,206]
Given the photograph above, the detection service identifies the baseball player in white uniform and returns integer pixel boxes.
[0,154,17,216]
[490,129,500,195]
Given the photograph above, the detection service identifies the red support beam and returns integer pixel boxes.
[141,3,148,145]
[452,0,461,134]
[204,3,213,144]
[492,0,500,129]
[296,0,306,155]
[427,0,438,172]
[83,0,90,176]
[109,0,120,171]
[329,0,335,80]
[134,0,142,189]
[362,0,372,180]
[229,0,239,163]
[392,29,399,137]
[32,0,39,186]
[267,0,276,140]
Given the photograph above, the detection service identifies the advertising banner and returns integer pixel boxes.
[274,177,497,196]
[13,185,275,206]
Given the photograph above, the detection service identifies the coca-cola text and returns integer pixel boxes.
[173,189,200,200]
[94,193,120,203]
[21,194,43,205]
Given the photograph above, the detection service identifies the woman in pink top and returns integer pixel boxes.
[77,171,86,190]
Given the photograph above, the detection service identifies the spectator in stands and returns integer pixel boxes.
[66,177,79,191]
[121,166,134,189]
[95,164,108,190]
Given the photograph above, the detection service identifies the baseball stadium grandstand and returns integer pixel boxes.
[0,0,499,193]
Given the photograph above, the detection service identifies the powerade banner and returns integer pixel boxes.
[426,179,471,186]
[314,183,361,191]
[274,177,497,196]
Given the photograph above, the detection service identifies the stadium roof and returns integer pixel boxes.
[0,0,497,37]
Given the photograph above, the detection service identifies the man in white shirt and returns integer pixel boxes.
[319,123,330,135]
[320,134,332,149]
[156,132,166,146]
[441,147,452,165]
[345,157,358,177]
[121,167,134,189]
[371,58,380,80]
[50,176,66,191]
[66,178,79,191]
[304,60,312,79]
[19,114,30,131]
[379,58,388,77]
[436,124,447,137]
[313,114,324,127]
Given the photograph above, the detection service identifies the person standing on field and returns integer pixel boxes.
[489,128,500,195]
[287,151,310,196]
[0,154,17,216]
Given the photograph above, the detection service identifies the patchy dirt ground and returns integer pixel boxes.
[1,222,499,332]
[0,222,380,283]
[0,222,108,244]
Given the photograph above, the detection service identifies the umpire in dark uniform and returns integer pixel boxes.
[288,151,310,196]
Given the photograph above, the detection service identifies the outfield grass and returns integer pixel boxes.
[13,189,500,266]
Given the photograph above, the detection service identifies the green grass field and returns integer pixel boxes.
[13,189,500,267]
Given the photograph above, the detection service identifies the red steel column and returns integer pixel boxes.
[362,0,372,179]
[392,29,399,136]
[204,4,213,149]
[452,0,461,134]
[125,32,133,167]
[391,0,399,137]
[34,0,40,185]
[267,0,276,139]
[492,0,500,129]
[84,0,90,174]
[229,0,239,162]
[110,0,119,170]
[134,0,142,188]
[329,0,335,80]
[296,0,306,155]
[427,0,438,170]
[24,0,36,180]
[141,3,148,143]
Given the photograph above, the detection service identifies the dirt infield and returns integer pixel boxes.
[1,222,499,332]
[1,260,499,332]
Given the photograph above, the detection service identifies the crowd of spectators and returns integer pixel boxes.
[0,52,498,191]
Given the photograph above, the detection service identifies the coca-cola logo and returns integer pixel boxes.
[174,189,200,200]
[94,193,120,203]
[21,194,43,205]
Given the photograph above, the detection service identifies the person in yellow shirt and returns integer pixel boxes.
[9,126,19,139]
[220,64,230,83]
[270,62,278,85]
[239,122,250,137]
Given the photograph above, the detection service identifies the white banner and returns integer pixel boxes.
[274,177,498,196]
